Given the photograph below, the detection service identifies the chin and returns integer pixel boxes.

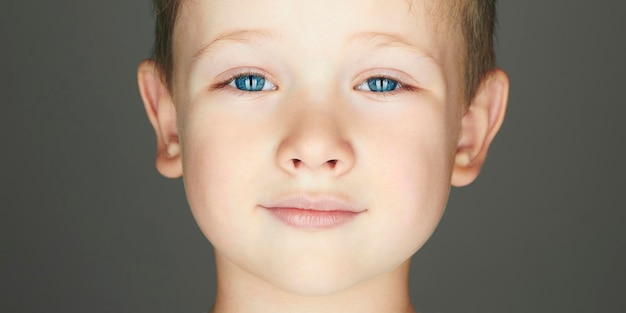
[267,269,364,297]
[258,254,401,297]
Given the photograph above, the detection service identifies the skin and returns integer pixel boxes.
[138,0,509,312]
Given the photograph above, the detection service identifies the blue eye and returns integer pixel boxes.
[229,74,276,92]
[357,77,400,92]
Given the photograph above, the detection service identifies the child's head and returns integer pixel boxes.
[138,0,508,300]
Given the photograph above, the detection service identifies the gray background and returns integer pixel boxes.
[2,1,624,312]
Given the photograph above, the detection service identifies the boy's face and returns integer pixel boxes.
[140,0,507,297]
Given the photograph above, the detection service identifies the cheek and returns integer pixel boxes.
[179,105,267,244]
[358,105,457,254]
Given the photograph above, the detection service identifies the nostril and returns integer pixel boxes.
[288,159,341,170]
[292,159,302,168]
[327,159,338,168]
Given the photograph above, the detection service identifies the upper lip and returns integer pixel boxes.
[260,194,366,213]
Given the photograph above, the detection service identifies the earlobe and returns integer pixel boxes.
[451,69,509,187]
[137,59,183,178]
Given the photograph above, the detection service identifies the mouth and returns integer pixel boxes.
[259,195,366,230]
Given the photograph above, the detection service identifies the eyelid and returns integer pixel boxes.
[355,76,402,91]
[355,68,417,84]
[210,67,278,91]
[353,70,420,94]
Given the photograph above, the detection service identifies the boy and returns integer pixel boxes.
[137,0,509,312]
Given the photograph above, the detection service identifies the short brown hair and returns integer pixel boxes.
[150,0,497,102]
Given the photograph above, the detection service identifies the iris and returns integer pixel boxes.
[232,75,268,91]
[366,77,398,92]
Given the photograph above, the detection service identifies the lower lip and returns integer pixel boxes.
[264,207,360,230]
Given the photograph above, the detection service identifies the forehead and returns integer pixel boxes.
[174,0,462,54]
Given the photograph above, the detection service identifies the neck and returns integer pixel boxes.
[210,253,415,313]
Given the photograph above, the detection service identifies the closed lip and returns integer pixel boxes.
[260,194,365,212]
[259,194,366,229]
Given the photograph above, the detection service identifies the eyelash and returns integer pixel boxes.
[355,75,418,95]
[210,71,417,96]
[210,70,275,94]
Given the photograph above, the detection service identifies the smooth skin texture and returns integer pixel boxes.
[138,0,508,312]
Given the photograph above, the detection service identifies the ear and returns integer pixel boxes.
[451,69,509,187]
[137,59,183,178]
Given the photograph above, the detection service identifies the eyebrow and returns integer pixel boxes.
[192,29,279,61]
[191,29,439,67]
[348,31,441,66]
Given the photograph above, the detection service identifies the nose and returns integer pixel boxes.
[276,108,355,178]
